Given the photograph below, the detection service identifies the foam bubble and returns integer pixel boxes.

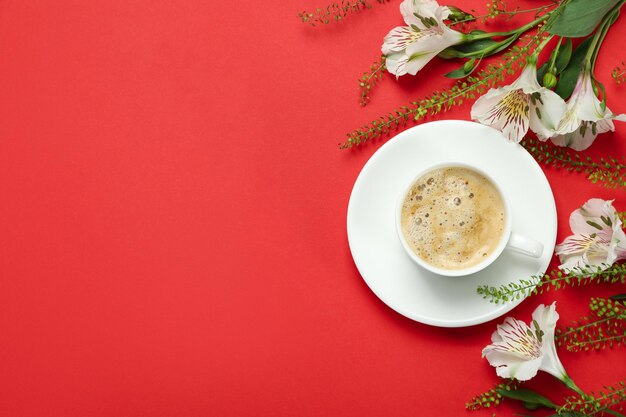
[400,167,505,270]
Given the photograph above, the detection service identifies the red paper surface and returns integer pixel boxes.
[0,1,625,416]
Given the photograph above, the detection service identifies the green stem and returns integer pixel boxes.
[466,13,551,41]
[547,36,563,71]
[460,29,551,60]
[569,333,625,349]
[532,34,555,60]
[362,60,385,85]
[558,314,626,339]
[459,34,518,58]
[585,1,624,71]
[449,4,555,27]
[590,24,609,73]
[592,7,621,73]
[583,24,607,73]
[559,386,626,416]
[561,374,585,396]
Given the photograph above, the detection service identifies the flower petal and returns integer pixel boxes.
[485,317,541,360]
[552,72,624,151]
[578,198,609,218]
[549,125,598,151]
[569,199,611,234]
[382,26,416,55]
[472,88,530,142]
[401,0,448,27]
[595,117,616,135]
[557,199,620,271]
[471,87,510,118]
[614,228,626,262]
[385,52,410,78]
[531,302,558,339]
[529,89,567,140]
[404,26,462,55]
[576,74,609,122]
[513,65,542,93]
[584,241,613,268]
[399,28,460,75]
[483,349,542,380]
[555,234,595,256]
[557,253,586,272]
[531,303,568,380]
[400,0,421,26]
[403,50,440,75]
[383,18,462,77]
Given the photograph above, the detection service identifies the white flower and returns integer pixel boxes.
[549,71,626,151]
[471,63,567,143]
[555,198,626,272]
[382,0,464,77]
[482,303,566,382]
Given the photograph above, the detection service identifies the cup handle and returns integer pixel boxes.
[506,232,544,258]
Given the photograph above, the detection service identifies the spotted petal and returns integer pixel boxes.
[382,26,420,55]
[532,303,566,379]
[555,234,603,257]
[383,25,462,77]
[385,52,409,77]
[471,86,530,142]
[551,72,626,150]
[484,350,543,380]
[482,317,543,381]
[400,0,449,28]
[549,124,598,151]
[556,199,626,272]
[383,0,463,77]
[530,92,566,140]
[570,198,615,235]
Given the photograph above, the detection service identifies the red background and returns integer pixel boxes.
[1,1,625,416]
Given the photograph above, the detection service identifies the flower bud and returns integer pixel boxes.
[543,72,557,89]
[446,6,474,23]
[463,59,476,72]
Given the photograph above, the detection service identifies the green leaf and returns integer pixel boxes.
[523,401,540,410]
[537,62,549,86]
[538,38,573,84]
[610,293,626,300]
[548,0,621,37]
[444,66,470,78]
[441,31,499,58]
[554,37,593,99]
[547,413,587,417]
[444,59,479,79]
[497,388,557,409]
[555,38,573,73]
[457,31,499,53]
[605,410,626,417]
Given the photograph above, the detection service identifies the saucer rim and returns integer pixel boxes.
[346,120,557,327]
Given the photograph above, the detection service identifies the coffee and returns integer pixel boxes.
[400,167,505,270]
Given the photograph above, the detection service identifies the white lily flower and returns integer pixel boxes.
[482,303,568,382]
[555,198,626,272]
[550,71,626,151]
[471,63,567,143]
[382,0,464,77]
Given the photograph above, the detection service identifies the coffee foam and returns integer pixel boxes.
[400,167,505,270]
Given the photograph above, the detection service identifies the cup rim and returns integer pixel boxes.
[395,162,512,277]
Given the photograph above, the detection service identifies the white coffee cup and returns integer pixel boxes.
[395,162,543,277]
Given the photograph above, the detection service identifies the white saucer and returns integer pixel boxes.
[346,120,557,327]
